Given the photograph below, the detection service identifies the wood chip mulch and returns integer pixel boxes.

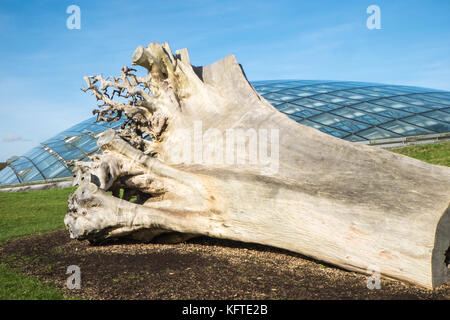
[0,229,448,300]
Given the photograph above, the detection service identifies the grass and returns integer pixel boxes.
[0,187,76,299]
[0,264,66,300]
[391,141,450,167]
[0,141,449,299]
[0,187,75,245]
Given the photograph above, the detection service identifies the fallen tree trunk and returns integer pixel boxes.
[64,42,450,289]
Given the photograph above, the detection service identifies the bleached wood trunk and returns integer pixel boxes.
[64,42,450,289]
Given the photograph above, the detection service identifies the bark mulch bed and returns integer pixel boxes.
[0,229,448,300]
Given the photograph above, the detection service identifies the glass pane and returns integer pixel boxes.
[64,135,99,154]
[277,89,316,97]
[264,98,284,106]
[414,95,450,107]
[54,170,72,179]
[383,85,435,93]
[367,87,407,95]
[285,80,324,87]
[381,86,424,94]
[373,99,431,113]
[0,167,19,185]
[31,149,53,164]
[380,120,433,135]
[422,110,450,123]
[331,107,390,125]
[335,81,378,88]
[42,161,70,179]
[23,147,45,159]
[344,135,366,142]
[34,153,61,172]
[390,96,432,107]
[253,80,285,86]
[46,141,71,152]
[60,148,85,160]
[2,172,20,185]
[21,166,44,182]
[351,102,412,119]
[9,157,28,167]
[0,167,12,180]
[287,114,303,122]
[331,91,372,101]
[349,88,391,98]
[357,127,400,140]
[277,103,320,118]
[262,92,300,102]
[290,98,341,111]
[331,107,365,118]
[299,119,349,138]
[80,139,99,154]
[309,113,369,133]
[402,115,450,133]
[267,83,298,89]
[315,83,349,90]
[17,167,33,181]
[427,92,450,99]
[254,86,274,93]
[10,158,34,172]
[295,86,330,93]
[312,94,357,106]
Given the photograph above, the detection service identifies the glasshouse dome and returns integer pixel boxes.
[1,79,450,186]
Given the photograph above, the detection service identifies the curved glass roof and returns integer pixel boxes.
[254,80,450,141]
[0,117,122,185]
[1,80,450,186]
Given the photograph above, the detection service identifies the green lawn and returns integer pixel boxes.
[0,187,76,300]
[0,187,76,245]
[0,141,449,299]
[0,264,66,300]
[391,141,450,167]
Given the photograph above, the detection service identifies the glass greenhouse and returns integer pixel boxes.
[1,80,450,186]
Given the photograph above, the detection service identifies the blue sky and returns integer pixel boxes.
[0,0,449,161]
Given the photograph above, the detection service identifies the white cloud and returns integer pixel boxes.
[2,134,24,143]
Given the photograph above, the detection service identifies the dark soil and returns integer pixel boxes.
[0,229,448,300]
